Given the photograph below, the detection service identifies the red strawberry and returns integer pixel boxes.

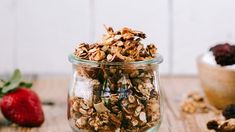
[0,88,44,127]
[0,70,44,127]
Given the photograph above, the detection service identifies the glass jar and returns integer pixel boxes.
[68,53,163,132]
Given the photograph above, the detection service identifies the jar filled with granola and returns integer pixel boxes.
[68,27,163,132]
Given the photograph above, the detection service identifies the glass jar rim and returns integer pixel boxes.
[68,53,163,66]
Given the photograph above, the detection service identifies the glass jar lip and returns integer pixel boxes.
[68,53,163,66]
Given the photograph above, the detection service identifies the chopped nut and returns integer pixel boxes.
[128,95,135,103]
[107,54,114,62]
[80,101,89,110]
[75,116,88,128]
[139,112,147,123]
[132,119,139,126]
[147,98,160,122]
[88,48,97,53]
[87,109,94,115]
[72,101,79,112]
[79,108,88,115]
[122,33,134,40]
[89,50,105,61]
[110,94,119,104]
[94,102,110,113]
[114,35,122,40]
[104,37,114,45]
[134,106,142,117]
[116,41,124,46]
[137,84,150,98]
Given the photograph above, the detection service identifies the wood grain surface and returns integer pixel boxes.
[0,75,218,132]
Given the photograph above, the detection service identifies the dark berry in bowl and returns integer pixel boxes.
[222,104,235,119]
[209,43,235,66]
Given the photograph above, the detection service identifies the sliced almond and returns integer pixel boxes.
[139,112,147,123]
[94,102,110,113]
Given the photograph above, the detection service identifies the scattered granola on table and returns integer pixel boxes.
[207,104,235,132]
[69,26,161,132]
[181,91,220,114]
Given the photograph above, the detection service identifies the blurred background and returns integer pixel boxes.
[1,0,235,75]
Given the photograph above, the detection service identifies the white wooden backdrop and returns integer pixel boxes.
[1,0,235,75]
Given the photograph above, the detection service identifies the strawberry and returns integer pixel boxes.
[0,69,44,127]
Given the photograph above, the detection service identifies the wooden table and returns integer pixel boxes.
[0,75,218,132]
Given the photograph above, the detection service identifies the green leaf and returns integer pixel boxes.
[2,69,22,93]
[19,82,33,88]
[10,69,22,84]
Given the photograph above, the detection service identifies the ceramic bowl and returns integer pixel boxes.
[197,55,235,109]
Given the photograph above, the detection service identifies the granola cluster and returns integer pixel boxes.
[74,26,157,62]
[207,104,235,132]
[207,119,235,132]
[181,91,212,114]
[69,27,161,131]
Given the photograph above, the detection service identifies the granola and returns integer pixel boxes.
[181,91,220,114]
[207,119,235,132]
[69,26,161,132]
[207,104,235,132]
[74,26,157,62]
